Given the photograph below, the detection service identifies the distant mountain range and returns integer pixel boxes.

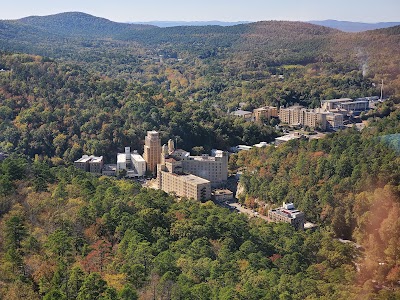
[130,19,400,32]
[308,20,400,32]
[130,21,251,27]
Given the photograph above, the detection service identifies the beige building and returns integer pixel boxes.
[325,113,344,129]
[163,143,228,187]
[303,110,326,130]
[253,106,278,122]
[180,150,228,186]
[279,106,303,126]
[143,131,161,174]
[157,164,211,201]
[268,202,305,230]
[279,106,326,130]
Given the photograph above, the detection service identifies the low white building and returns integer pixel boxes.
[117,147,146,177]
[275,133,302,145]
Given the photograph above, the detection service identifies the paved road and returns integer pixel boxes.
[224,202,271,222]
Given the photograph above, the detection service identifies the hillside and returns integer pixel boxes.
[309,20,400,32]
[18,12,155,38]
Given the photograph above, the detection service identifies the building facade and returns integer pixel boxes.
[338,100,369,112]
[320,98,353,111]
[325,113,344,129]
[74,155,103,173]
[117,147,146,177]
[143,131,161,174]
[253,106,278,122]
[268,202,305,230]
[180,150,228,186]
[89,156,104,174]
[157,164,211,201]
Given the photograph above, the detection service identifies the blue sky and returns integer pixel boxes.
[1,0,399,22]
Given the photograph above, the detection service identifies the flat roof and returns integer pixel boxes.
[182,174,210,184]
[231,110,252,116]
[253,142,269,148]
[131,153,145,162]
[254,106,277,111]
[340,101,369,105]
[275,134,301,142]
[321,98,352,103]
[117,153,127,163]
[75,155,102,163]
[270,207,304,219]
[237,145,253,150]
[213,189,233,195]
[90,156,103,163]
[167,172,210,184]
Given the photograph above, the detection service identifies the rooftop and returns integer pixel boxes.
[168,172,210,184]
[321,98,352,103]
[253,142,269,148]
[275,134,301,142]
[254,106,276,111]
[339,100,369,105]
[131,153,145,162]
[90,156,103,163]
[270,207,304,219]
[117,153,127,163]
[231,110,253,116]
[213,189,233,195]
[237,145,253,151]
[75,155,102,163]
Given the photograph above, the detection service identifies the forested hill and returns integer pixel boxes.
[1,12,338,48]
[18,12,155,38]
[309,20,400,32]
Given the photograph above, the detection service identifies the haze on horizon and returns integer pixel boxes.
[1,0,399,23]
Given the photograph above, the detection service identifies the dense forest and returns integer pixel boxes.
[0,11,400,299]
[235,110,400,294]
[0,155,399,299]
[0,52,277,161]
[1,12,399,105]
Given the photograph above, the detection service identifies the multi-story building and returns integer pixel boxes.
[303,109,326,130]
[117,147,146,177]
[180,151,228,187]
[89,156,104,174]
[321,98,369,114]
[163,142,228,187]
[278,105,304,126]
[338,100,369,112]
[279,106,326,130]
[325,113,344,129]
[157,163,211,201]
[74,155,103,173]
[253,106,278,122]
[230,110,253,121]
[320,98,353,111]
[102,164,117,176]
[143,131,161,174]
[268,202,305,230]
